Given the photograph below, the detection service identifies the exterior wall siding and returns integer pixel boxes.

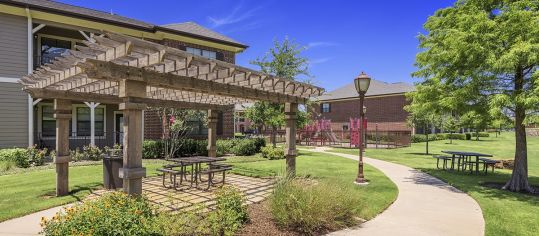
[0,13,28,78]
[314,94,411,132]
[0,13,28,148]
[0,82,28,148]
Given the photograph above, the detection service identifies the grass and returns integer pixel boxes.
[329,132,539,236]
[0,159,167,222]
[224,151,398,220]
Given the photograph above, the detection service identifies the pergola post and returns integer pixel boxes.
[54,99,72,196]
[118,80,147,195]
[207,109,218,158]
[284,103,298,177]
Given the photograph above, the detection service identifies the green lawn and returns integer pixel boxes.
[0,160,167,222]
[224,151,398,220]
[330,132,539,236]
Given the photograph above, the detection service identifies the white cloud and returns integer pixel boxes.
[309,57,332,65]
[207,3,261,28]
[306,41,338,49]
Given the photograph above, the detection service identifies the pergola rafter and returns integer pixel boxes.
[20,31,323,196]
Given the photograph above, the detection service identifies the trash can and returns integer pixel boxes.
[103,156,123,189]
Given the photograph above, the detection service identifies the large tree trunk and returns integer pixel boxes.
[504,69,533,192]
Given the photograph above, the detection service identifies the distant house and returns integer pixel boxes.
[0,0,247,148]
[313,80,415,133]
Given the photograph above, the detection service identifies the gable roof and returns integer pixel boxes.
[316,80,415,101]
[161,22,245,47]
[1,0,248,48]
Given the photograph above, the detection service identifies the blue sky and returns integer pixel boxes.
[58,0,455,91]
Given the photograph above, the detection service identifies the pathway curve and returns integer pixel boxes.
[307,147,485,236]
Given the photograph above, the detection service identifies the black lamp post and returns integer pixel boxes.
[354,72,371,185]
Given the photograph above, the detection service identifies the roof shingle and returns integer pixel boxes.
[316,80,415,101]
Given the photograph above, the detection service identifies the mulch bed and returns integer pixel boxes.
[480,182,539,196]
[237,202,299,236]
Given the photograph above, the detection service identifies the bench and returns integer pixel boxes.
[157,168,188,190]
[433,155,451,170]
[479,158,498,174]
[198,167,232,190]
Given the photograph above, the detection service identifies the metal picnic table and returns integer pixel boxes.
[167,156,227,188]
[442,151,493,174]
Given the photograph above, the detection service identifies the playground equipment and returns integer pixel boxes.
[349,118,367,147]
[300,119,340,146]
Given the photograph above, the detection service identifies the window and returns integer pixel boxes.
[186,47,217,59]
[321,103,331,113]
[76,107,104,136]
[342,125,349,131]
[40,37,72,66]
[41,105,56,137]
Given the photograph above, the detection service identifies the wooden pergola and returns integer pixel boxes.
[19,32,323,196]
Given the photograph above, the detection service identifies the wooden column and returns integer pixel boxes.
[285,103,298,177]
[118,80,147,195]
[54,99,72,196]
[207,110,218,158]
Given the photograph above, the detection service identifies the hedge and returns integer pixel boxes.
[143,137,266,158]
[412,132,490,143]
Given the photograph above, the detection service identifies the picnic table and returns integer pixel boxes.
[441,151,493,174]
[162,156,228,190]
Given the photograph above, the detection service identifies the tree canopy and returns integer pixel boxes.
[412,0,539,192]
[245,37,313,146]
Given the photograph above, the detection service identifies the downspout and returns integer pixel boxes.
[26,8,34,147]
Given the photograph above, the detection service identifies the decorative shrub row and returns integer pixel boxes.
[261,146,285,160]
[411,132,490,143]
[41,186,248,236]
[0,146,48,169]
[142,137,266,159]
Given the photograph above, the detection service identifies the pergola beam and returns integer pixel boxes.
[25,88,230,110]
[82,59,307,104]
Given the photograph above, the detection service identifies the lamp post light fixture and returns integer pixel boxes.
[354,72,371,185]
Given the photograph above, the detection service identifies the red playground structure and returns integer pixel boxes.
[299,118,367,147]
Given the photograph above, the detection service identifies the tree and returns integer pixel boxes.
[414,0,539,192]
[246,37,312,147]
[155,108,206,159]
[442,114,460,144]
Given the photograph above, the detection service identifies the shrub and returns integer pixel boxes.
[217,139,235,156]
[82,145,103,161]
[175,139,208,157]
[0,148,29,168]
[252,137,266,152]
[232,139,257,156]
[69,148,84,162]
[0,160,17,172]
[465,133,472,140]
[41,192,158,236]
[471,132,490,137]
[156,186,247,236]
[27,146,47,166]
[446,133,466,140]
[142,140,162,159]
[208,186,248,236]
[261,146,285,160]
[270,179,360,234]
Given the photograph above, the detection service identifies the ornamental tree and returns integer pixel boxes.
[414,0,539,192]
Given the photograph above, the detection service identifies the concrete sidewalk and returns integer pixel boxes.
[309,147,485,236]
[0,205,68,236]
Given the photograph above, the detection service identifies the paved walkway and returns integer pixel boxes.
[0,174,274,236]
[308,147,485,236]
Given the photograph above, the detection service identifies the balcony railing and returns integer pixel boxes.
[34,131,123,150]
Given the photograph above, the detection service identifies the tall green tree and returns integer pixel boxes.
[414,0,539,192]
[246,37,312,147]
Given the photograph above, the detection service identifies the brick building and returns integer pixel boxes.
[313,80,415,133]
